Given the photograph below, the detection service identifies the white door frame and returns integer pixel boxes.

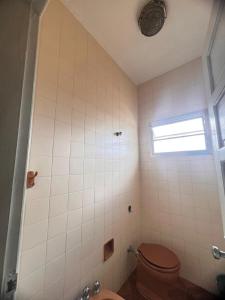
[0,1,46,299]
[202,0,225,237]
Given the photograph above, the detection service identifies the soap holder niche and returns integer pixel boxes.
[104,239,114,262]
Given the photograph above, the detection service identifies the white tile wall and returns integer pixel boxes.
[138,58,225,293]
[16,1,140,299]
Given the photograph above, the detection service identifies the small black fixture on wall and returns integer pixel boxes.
[128,205,132,213]
[114,132,122,136]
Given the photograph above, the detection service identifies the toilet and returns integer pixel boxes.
[136,243,180,299]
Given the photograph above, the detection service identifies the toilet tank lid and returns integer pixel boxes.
[138,243,180,269]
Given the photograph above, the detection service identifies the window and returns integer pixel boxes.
[151,111,211,155]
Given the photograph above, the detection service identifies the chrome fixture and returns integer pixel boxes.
[93,280,101,295]
[212,245,225,260]
[127,245,138,257]
[80,286,91,300]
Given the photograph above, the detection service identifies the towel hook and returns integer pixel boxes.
[26,171,38,188]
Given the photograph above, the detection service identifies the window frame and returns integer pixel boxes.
[150,110,212,156]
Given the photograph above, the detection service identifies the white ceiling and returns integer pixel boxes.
[63,0,214,85]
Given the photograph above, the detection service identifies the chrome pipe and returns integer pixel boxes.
[127,245,139,257]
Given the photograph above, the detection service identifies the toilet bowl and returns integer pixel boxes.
[136,243,180,299]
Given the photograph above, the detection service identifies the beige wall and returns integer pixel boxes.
[16,1,140,299]
[16,1,225,297]
[138,58,225,293]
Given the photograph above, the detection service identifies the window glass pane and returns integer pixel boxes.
[215,93,225,147]
[152,118,204,138]
[153,135,206,153]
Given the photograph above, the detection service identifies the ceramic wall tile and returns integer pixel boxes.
[138,58,224,293]
[17,1,140,299]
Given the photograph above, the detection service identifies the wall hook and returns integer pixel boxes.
[27,171,38,189]
[114,132,122,136]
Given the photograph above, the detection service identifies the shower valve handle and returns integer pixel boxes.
[212,246,225,260]
[81,286,91,300]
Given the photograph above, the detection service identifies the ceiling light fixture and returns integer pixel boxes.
[138,0,167,37]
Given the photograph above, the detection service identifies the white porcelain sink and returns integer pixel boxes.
[91,289,124,300]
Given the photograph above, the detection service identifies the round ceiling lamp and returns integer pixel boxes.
[138,0,167,37]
